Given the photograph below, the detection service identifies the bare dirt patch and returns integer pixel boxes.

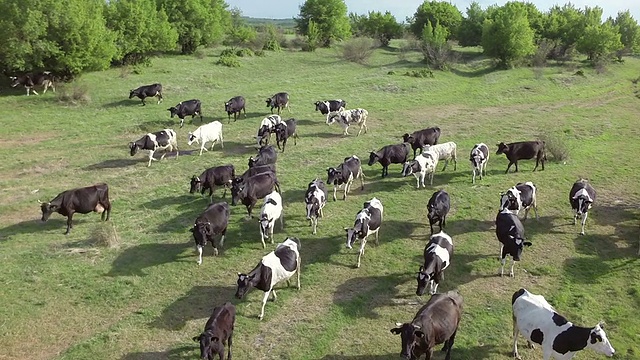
[0,132,57,149]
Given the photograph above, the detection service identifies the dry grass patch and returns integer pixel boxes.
[89,222,120,249]
[56,82,91,105]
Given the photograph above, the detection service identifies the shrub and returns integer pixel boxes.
[421,21,454,70]
[404,69,434,78]
[538,132,569,162]
[193,49,206,59]
[340,37,378,64]
[235,48,254,57]
[56,82,91,105]
[254,50,266,57]
[290,36,308,50]
[89,222,120,248]
[216,54,240,67]
[219,48,237,57]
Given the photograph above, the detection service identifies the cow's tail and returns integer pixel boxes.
[274,178,282,194]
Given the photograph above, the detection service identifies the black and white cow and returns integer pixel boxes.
[231,172,281,218]
[496,140,546,173]
[265,92,290,114]
[192,301,235,360]
[225,95,246,123]
[416,231,453,296]
[191,202,230,265]
[167,99,203,128]
[495,208,532,277]
[258,191,284,249]
[190,165,235,200]
[512,288,615,360]
[469,143,489,184]
[248,145,278,168]
[10,71,55,96]
[368,143,411,178]
[235,237,301,320]
[129,129,178,167]
[256,115,283,146]
[274,118,299,152]
[569,179,596,236]
[345,198,384,268]
[304,178,328,235]
[427,190,450,234]
[326,108,369,136]
[39,183,111,235]
[326,155,365,201]
[402,127,441,159]
[129,83,163,105]
[500,182,539,221]
[314,99,346,120]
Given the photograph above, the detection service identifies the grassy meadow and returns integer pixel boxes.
[0,44,639,360]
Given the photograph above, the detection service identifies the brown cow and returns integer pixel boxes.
[193,302,235,360]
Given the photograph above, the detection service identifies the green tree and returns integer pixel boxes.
[457,1,485,47]
[421,20,452,70]
[223,8,257,49]
[614,10,640,56]
[305,19,322,51]
[576,22,623,61]
[481,2,536,68]
[409,1,462,40]
[349,11,403,46]
[296,0,351,47]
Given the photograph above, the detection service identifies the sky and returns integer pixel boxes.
[225,0,640,23]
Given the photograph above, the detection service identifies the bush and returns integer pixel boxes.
[254,50,266,57]
[340,37,378,64]
[193,49,206,59]
[89,222,120,248]
[216,54,241,67]
[235,48,254,57]
[404,69,434,78]
[289,36,308,50]
[219,48,236,57]
[56,82,91,105]
[538,132,569,162]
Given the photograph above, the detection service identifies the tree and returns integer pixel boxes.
[481,2,536,68]
[614,11,640,57]
[349,11,403,46]
[305,19,322,51]
[296,0,351,47]
[576,22,623,61]
[421,20,452,70]
[409,1,462,40]
[223,8,257,49]
[457,2,485,47]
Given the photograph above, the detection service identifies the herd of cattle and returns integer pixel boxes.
[16,75,613,360]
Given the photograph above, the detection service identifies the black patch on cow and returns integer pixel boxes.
[552,312,568,326]
[252,264,273,292]
[530,329,544,345]
[511,288,526,305]
[552,326,590,354]
[274,246,297,272]
[590,332,602,344]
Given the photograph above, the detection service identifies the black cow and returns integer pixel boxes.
[266,92,290,114]
[10,71,55,96]
[167,99,203,128]
[314,99,346,117]
[129,83,163,105]
[427,190,450,234]
[234,164,277,187]
[416,231,453,296]
[496,140,546,173]
[274,118,299,152]
[39,183,111,235]
[402,127,441,158]
[326,155,365,201]
[391,291,463,360]
[231,172,281,218]
[192,302,235,360]
[191,202,230,265]
[569,178,596,235]
[129,129,178,167]
[190,165,235,200]
[495,209,532,277]
[304,178,328,235]
[248,145,278,168]
[368,143,411,178]
[225,96,246,123]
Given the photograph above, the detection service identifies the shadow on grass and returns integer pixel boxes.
[0,218,77,240]
[300,233,343,268]
[106,242,191,277]
[83,158,146,170]
[320,344,499,360]
[101,99,142,108]
[333,272,413,319]
[319,354,397,360]
[451,66,497,78]
[281,187,309,204]
[120,345,194,360]
[220,141,259,157]
[301,131,344,139]
[445,218,494,237]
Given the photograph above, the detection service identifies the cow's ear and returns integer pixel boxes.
[419,265,425,272]
[189,227,194,233]
[415,330,425,338]
[390,327,402,335]
[192,335,200,342]
[523,241,533,247]
[212,336,219,343]
[344,227,349,232]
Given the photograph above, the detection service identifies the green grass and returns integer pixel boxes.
[0,44,639,360]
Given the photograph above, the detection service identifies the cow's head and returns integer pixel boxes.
[367,151,380,166]
[248,157,258,168]
[192,331,222,359]
[305,196,320,220]
[511,237,533,261]
[496,142,509,155]
[128,142,139,156]
[187,132,198,146]
[190,222,212,247]
[402,161,417,177]
[402,133,413,143]
[190,176,202,194]
[9,76,20,88]
[500,189,520,212]
[259,213,270,235]
[235,272,255,299]
[230,183,244,206]
[167,106,178,118]
[427,204,438,222]
[39,201,57,222]
[587,322,615,357]
[265,98,274,107]
[390,322,425,360]
[415,266,431,296]
[572,189,593,215]
[128,89,137,99]
[326,167,341,185]
[314,101,322,111]
[224,101,231,112]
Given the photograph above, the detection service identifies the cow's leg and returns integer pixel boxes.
[296,256,301,290]
[147,150,155,167]
[333,185,337,201]
[42,83,49,94]
[141,97,146,106]
[425,348,434,360]
[430,222,434,235]
[156,92,163,104]
[505,161,514,174]
[65,212,75,235]
[514,161,519,172]
[580,212,588,235]
[356,123,364,136]
[312,217,317,235]
[443,330,457,360]
[442,159,448,171]
[509,258,516,277]
[279,213,284,230]
[523,207,529,221]
[199,143,205,156]
[227,332,233,360]
[282,139,287,152]
[260,228,266,249]
[429,171,434,186]
[356,238,367,268]
[512,316,521,359]
[533,199,539,220]
[258,290,271,320]
[31,88,39,95]
[500,256,506,277]
[179,118,184,128]
[196,245,203,265]
[573,212,578,225]
[359,172,365,190]
[472,168,476,184]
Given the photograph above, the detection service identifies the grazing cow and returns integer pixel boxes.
[368,143,411,178]
[191,202,230,265]
[500,182,539,221]
[188,121,224,156]
[304,178,328,235]
[265,92,290,114]
[326,108,368,136]
[315,99,346,121]
[274,118,299,152]
[402,151,438,188]
[167,99,203,128]
[422,142,457,172]
[390,291,463,360]
[192,302,235,360]
[402,127,441,159]
[495,208,532,277]
[190,165,235,200]
[225,96,246,123]
[39,183,111,235]
[326,155,365,201]
[427,190,450,234]
[10,71,55,96]
[470,143,489,184]
[235,164,276,186]
[235,237,301,320]
[569,179,596,235]
[248,145,278,168]
[129,83,163,105]
[512,288,615,360]
[256,115,283,146]
[231,172,281,218]
[258,191,284,249]
[416,231,453,296]
[496,140,546,173]
[129,129,178,167]
[345,198,384,268]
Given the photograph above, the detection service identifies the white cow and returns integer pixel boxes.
[326,108,368,136]
[422,141,457,171]
[402,151,438,188]
[187,121,223,156]
[258,191,284,249]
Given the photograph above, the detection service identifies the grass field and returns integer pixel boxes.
[0,44,639,360]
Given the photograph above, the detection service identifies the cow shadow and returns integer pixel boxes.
[445,218,494,237]
[220,141,258,157]
[102,99,140,108]
[106,242,191,277]
[120,346,194,360]
[320,345,500,360]
[0,218,70,241]
[296,119,317,126]
[447,253,496,288]
[137,119,178,132]
[319,354,397,360]
[302,131,345,139]
[300,233,344,268]
[451,344,500,360]
[384,219,424,242]
[82,158,146,170]
[281,187,308,204]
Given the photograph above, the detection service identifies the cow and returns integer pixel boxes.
[402,127,441,159]
[39,183,111,235]
[512,288,615,360]
[326,155,365,201]
[10,71,55,96]
[496,140,546,173]
[390,291,463,360]
[274,118,299,152]
[167,99,203,128]
[569,179,596,235]
[326,108,368,136]
[402,151,438,188]
[192,302,235,360]
[500,182,539,221]
[427,190,450,234]
[188,121,224,156]
[368,143,411,178]
[470,143,489,184]
[248,145,278,168]
[190,165,235,201]
[225,96,246,123]
[129,129,178,167]
[191,202,230,265]
[416,231,453,296]
[256,115,282,146]
[345,198,383,268]
[235,164,277,186]
[128,83,163,105]
[495,208,532,277]
[235,237,301,320]
[422,142,457,172]
[314,99,346,121]
[231,172,281,218]
[258,191,284,249]
[265,92,290,114]
[304,178,328,235]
